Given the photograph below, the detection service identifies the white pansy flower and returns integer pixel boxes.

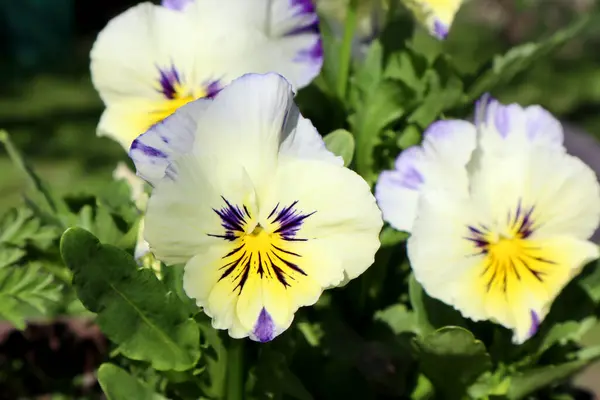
[377,96,600,343]
[130,73,383,342]
[91,0,323,149]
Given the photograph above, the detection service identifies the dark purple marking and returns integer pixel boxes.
[528,310,540,338]
[291,0,316,14]
[131,139,168,158]
[205,80,222,99]
[157,65,183,99]
[253,308,276,343]
[433,19,448,39]
[269,200,315,241]
[161,0,192,11]
[208,196,250,241]
[294,39,323,64]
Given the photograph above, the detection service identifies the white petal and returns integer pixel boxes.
[469,144,600,240]
[130,98,211,185]
[375,120,476,233]
[145,152,257,265]
[91,3,196,105]
[279,106,343,166]
[477,97,564,153]
[184,0,322,90]
[260,156,383,283]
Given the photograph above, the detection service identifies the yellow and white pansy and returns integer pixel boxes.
[130,73,382,342]
[401,0,464,39]
[376,96,600,343]
[91,0,323,149]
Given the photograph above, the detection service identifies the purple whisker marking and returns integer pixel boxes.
[208,196,250,241]
[269,201,315,240]
[271,250,307,276]
[131,140,168,158]
[528,310,540,338]
[294,40,323,64]
[205,80,222,98]
[267,203,279,219]
[157,65,183,99]
[254,308,276,342]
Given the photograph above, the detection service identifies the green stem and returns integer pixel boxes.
[225,339,245,400]
[336,0,359,100]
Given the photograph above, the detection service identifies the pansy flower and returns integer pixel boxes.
[130,73,383,342]
[400,0,464,39]
[91,0,323,149]
[376,97,600,343]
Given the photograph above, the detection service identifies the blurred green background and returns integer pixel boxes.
[2,0,600,394]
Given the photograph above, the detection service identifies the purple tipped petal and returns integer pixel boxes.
[253,308,276,343]
[161,0,193,11]
[528,310,540,338]
[433,19,449,39]
[393,147,425,190]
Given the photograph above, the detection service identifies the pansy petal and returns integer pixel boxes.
[400,0,463,39]
[260,157,383,283]
[145,153,257,265]
[91,2,195,104]
[130,97,211,185]
[478,97,564,151]
[184,0,322,89]
[280,105,343,166]
[375,120,476,232]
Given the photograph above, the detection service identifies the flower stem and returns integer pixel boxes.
[336,0,359,100]
[225,339,245,400]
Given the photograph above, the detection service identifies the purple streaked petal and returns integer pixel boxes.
[129,98,210,185]
[493,102,510,138]
[205,80,222,98]
[393,147,425,190]
[528,310,540,339]
[294,39,323,64]
[291,0,316,14]
[253,308,276,343]
[432,19,449,39]
[157,65,183,100]
[161,0,193,11]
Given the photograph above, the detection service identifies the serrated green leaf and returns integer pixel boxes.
[538,317,597,355]
[0,245,26,269]
[416,327,492,399]
[397,125,422,150]
[468,16,590,101]
[0,131,69,221]
[0,207,60,249]
[0,263,62,329]
[197,319,227,398]
[323,129,355,166]
[97,363,167,400]
[60,227,200,371]
[409,274,466,335]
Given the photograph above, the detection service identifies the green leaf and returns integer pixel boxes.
[197,319,227,398]
[578,259,600,303]
[97,363,167,400]
[416,327,492,399]
[374,304,418,335]
[0,245,26,269]
[408,274,466,335]
[0,207,60,249]
[0,130,69,221]
[538,317,597,355]
[396,125,422,150]
[323,129,355,167]
[60,227,200,371]
[379,226,409,247]
[0,263,62,329]
[467,16,590,101]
